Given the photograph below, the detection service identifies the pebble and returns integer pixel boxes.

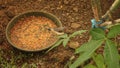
[69,18,75,22]
[63,0,69,4]
[65,29,73,34]
[68,41,80,49]
[84,22,88,25]
[73,7,78,12]
[71,23,81,29]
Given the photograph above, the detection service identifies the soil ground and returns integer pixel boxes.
[0,0,120,68]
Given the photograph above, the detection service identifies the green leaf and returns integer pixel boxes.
[69,30,87,38]
[30,63,37,68]
[84,64,97,68]
[70,39,104,68]
[75,42,88,54]
[90,28,105,40]
[12,65,17,68]
[75,39,104,54]
[107,25,120,38]
[46,40,63,53]
[63,37,70,47]
[21,63,28,68]
[93,54,105,68]
[69,53,91,68]
[119,55,120,67]
[104,39,120,68]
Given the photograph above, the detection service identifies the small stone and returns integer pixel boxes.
[73,7,78,12]
[71,23,81,29]
[65,29,73,34]
[68,41,80,49]
[80,21,84,23]
[79,35,83,38]
[64,0,69,4]
[84,22,88,25]
[57,5,63,9]
[69,18,75,22]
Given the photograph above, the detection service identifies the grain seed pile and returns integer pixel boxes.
[10,16,58,51]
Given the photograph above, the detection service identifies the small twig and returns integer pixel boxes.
[54,27,65,32]
[91,0,102,21]
[99,21,112,27]
[99,19,120,28]
[108,12,114,23]
[114,19,120,23]
[100,12,113,27]
[50,28,64,35]
[102,10,110,20]
[47,27,65,35]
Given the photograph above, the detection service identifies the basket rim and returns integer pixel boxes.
[6,10,62,52]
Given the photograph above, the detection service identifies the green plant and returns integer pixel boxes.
[0,48,36,68]
[21,63,37,68]
[83,54,105,68]
[92,54,105,68]
[70,25,120,68]
[0,49,17,68]
[46,30,87,53]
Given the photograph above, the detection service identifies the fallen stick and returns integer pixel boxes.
[100,19,120,27]
[91,0,102,22]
